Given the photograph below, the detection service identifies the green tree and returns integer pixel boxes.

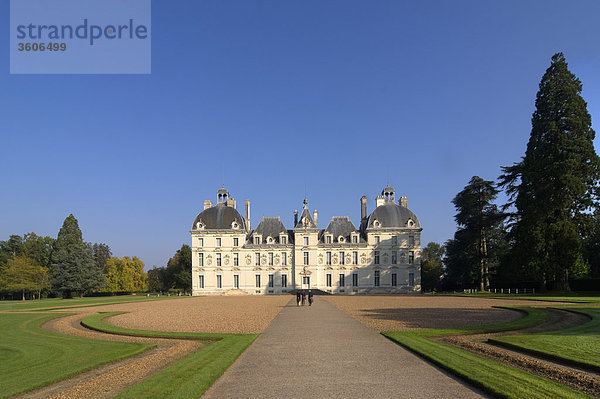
[103,256,148,292]
[445,176,506,291]
[91,243,112,273]
[0,256,50,300]
[147,266,167,292]
[166,245,192,292]
[420,242,444,291]
[500,53,600,290]
[21,233,55,268]
[50,214,104,298]
[0,235,24,265]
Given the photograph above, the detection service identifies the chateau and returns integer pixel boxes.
[190,186,422,295]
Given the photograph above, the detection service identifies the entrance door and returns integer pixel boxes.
[302,276,310,290]
[233,274,239,289]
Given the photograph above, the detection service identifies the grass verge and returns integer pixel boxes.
[0,312,152,399]
[0,294,182,312]
[382,306,591,399]
[489,307,600,371]
[80,312,258,398]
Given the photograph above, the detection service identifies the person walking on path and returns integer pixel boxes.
[296,291,301,306]
[308,290,313,306]
[301,290,306,305]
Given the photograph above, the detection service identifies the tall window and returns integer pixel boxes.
[282,252,287,265]
[374,270,380,287]
[303,276,310,286]
[256,252,261,266]
[233,237,239,247]
[391,273,397,287]
[392,236,397,246]
[352,235,358,244]
[269,252,274,266]
[216,275,222,288]
[281,236,287,244]
[352,273,358,287]
[326,236,332,244]
[374,251,380,265]
[392,251,397,265]
[375,236,380,245]
[216,253,222,266]
[199,274,204,288]
[409,272,415,287]
[326,273,332,287]
[326,251,332,265]
[339,251,345,265]
[304,252,309,265]
[198,238,204,247]
[339,274,345,287]
[409,251,414,264]
[353,251,358,265]
[234,253,239,266]
[282,274,287,287]
[409,236,415,246]
[255,274,261,287]
[254,236,261,245]
[304,237,309,246]
[216,238,222,247]
[268,274,274,287]
[199,253,204,266]
[233,274,239,289]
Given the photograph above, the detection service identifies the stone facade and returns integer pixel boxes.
[191,186,422,295]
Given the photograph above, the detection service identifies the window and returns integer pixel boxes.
[282,274,287,288]
[199,253,204,266]
[339,252,345,265]
[256,252,261,266]
[254,236,261,245]
[409,236,415,246]
[326,251,332,265]
[255,274,261,287]
[326,235,332,244]
[326,273,332,287]
[282,252,287,266]
[352,235,358,244]
[339,274,345,287]
[374,270,380,287]
[233,274,239,289]
[268,274,274,287]
[216,253,222,267]
[198,238,204,247]
[216,238,221,247]
[304,237,309,246]
[269,252,274,266]
[392,236,397,246]
[352,273,358,287]
[374,251,380,265]
[302,276,310,286]
[409,272,415,287]
[353,251,358,265]
[199,274,204,288]
[375,236,380,245]
[216,275,222,288]
[234,253,239,266]
[392,251,397,265]
[233,237,239,247]
[392,273,397,287]
[281,236,287,244]
[304,252,309,265]
[409,251,414,264]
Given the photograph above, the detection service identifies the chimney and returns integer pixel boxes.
[294,210,298,226]
[399,196,408,208]
[360,196,367,220]
[313,210,318,227]
[245,199,251,230]
[226,198,236,208]
[375,195,385,207]
[203,200,212,210]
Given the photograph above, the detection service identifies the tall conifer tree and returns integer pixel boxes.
[500,53,600,290]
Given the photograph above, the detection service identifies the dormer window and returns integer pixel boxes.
[373,220,381,228]
[326,235,332,244]
[352,235,358,244]
[338,236,345,243]
[407,219,415,227]
[196,221,205,230]
[254,236,261,245]
[231,221,240,229]
[267,236,274,244]
[280,235,287,244]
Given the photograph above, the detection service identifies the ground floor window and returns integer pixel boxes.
[199,274,204,289]
[409,272,414,287]
[256,274,261,287]
[326,273,332,287]
[216,275,222,289]
[339,274,345,287]
[268,274,274,287]
[374,270,380,287]
[233,274,239,289]
[352,273,358,287]
[391,273,397,287]
[282,274,287,287]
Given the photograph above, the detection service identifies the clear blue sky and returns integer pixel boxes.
[2,1,600,270]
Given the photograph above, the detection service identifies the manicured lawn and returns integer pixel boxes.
[0,313,152,399]
[442,292,600,304]
[383,307,591,399]
[81,312,258,398]
[490,307,600,371]
[0,294,181,312]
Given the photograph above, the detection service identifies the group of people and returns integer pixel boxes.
[296,289,313,306]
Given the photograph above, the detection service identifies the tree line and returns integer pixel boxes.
[421,53,600,292]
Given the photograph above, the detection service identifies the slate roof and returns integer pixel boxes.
[294,208,317,229]
[253,217,289,242]
[324,216,357,242]
[366,202,420,229]
[191,203,246,230]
